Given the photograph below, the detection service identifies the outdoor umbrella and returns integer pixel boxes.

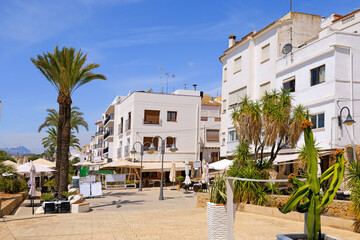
[169,161,176,183]
[17,162,55,174]
[184,161,191,185]
[29,162,37,215]
[205,161,210,185]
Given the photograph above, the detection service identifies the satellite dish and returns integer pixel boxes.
[282,43,293,55]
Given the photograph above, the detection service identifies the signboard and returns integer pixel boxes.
[72,176,80,188]
[91,182,102,197]
[79,182,91,197]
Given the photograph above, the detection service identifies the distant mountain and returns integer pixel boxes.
[0,146,32,156]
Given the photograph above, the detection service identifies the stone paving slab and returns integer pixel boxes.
[2,209,360,240]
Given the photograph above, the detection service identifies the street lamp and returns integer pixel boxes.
[149,136,177,200]
[338,106,357,161]
[338,106,356,127]
[130,141,151,191]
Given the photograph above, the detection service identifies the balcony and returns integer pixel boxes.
[104,129,114,140]
[124,145,129,157]
[125,119,131,131]
[95,130,104,137]
[143,119,162,125]
[94,143,105,149]
[103,147,109,154]
[117,148,122,158]
[118,124,123,135]
[104,114,114,126]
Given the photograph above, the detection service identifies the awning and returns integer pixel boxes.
[100,160,140,169]
[209,160,233,170]
[273,150,335,165]
[141,162,186,172]
[33,158,56,168]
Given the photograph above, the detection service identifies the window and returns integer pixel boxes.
[233,56,242,73]
[143,137,158,151]
[223,68,227,82]
[283,76,295,92]
[144,110,160,124]
[311,65,325,86]
[261,44,270,63]
[215,117,221,122]
[166,138,176,148]
[229,87,247,108]
[119,117,123,133]
[206,129,219,142]
[126,112,131,130]
[228,130,238,142]
[222,100,227,113]
[311,113,325,129]
[284,163,294,175]
[211,152,219,162]
[259,82,270,99]
[201,117,208,121]
[167,111,177,122]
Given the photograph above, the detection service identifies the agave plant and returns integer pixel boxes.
[279,120,345,240]
[210,173,227,204]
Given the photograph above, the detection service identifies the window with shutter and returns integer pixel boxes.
[261,44,270,63]
[259,82,270,99]
[144,137,158,151]
[206,129,219,142]
[233,56,242,73]
[229,87,247,108]
[144,110,160,124]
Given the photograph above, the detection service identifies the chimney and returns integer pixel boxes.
[321,16,325,23]
[193,84,197,91]
[228,34,236,48]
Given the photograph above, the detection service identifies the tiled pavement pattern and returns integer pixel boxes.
[2,187,359,240]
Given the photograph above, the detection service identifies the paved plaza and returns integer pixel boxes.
[2,187,359,239]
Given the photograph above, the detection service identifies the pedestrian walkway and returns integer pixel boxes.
[1,209,359,240]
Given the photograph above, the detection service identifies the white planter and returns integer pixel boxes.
[207,202,236,240]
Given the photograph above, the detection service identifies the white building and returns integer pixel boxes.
[220,9,360,160]
[200,95,222,163]
[93,89,204,165]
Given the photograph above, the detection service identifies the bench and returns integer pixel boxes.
[71,201,90,213]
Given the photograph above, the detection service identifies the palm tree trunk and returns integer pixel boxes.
[54,102,64,192]
[59,103,71,197]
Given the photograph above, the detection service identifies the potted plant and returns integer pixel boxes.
[277,120,345,240]
[207,172,236,240]
[176,176,184,191]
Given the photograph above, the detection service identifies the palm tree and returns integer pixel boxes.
[31,46,106,195]
[42,128,81,152]
[38,107,89,133]
[232,88,309,164]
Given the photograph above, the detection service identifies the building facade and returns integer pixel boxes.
[220,10,360,158]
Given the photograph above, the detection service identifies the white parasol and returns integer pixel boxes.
[29,162,37,197]
[17,162,55,174]
[184,161,191,185]
[169,161,176,183]
[205,161,210,184]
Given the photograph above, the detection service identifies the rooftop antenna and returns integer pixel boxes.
[158,67,163,93]
[193,84,197,91]
[290,0,293,12]
[165,72,169,94]
[184,83,187,90]
[172,74,175,92]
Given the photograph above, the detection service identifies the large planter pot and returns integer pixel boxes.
[207,202,236,240]
[276,234,342,240]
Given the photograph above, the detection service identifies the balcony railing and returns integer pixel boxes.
[125,119,131,131]
[95,130,104,136]
[117,148,122,158]
[104,129,114,139]
[103,147,109,154]
[143,119,162,125]
[104,114,114,125]
[94,143,104,149]
[118,124,123,135]
[124,145,129,157]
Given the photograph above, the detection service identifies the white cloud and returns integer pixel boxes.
[188,62,195,68]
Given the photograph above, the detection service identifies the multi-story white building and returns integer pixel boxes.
[220,9,360,160]
[200,95,221,163]
[92,89,205,164]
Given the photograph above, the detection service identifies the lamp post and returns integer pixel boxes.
[130,141,151,191]
[338,106,357,161]
[149,136,177,200]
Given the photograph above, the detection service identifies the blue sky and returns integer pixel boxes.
[0,0,358,153]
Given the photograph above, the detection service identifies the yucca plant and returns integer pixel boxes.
[210,173,227,204]
[279,120,345,240]
[346,160,360,232]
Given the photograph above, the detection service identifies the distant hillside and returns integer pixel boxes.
[0,146,32,156]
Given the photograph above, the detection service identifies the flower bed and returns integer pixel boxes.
[0,191,28,215]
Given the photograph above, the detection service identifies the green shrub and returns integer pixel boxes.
[210,172,227,204]
[61,191,73,199]
[41,192,54,202]
[176,176,184,184]
[44,179,54,187]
